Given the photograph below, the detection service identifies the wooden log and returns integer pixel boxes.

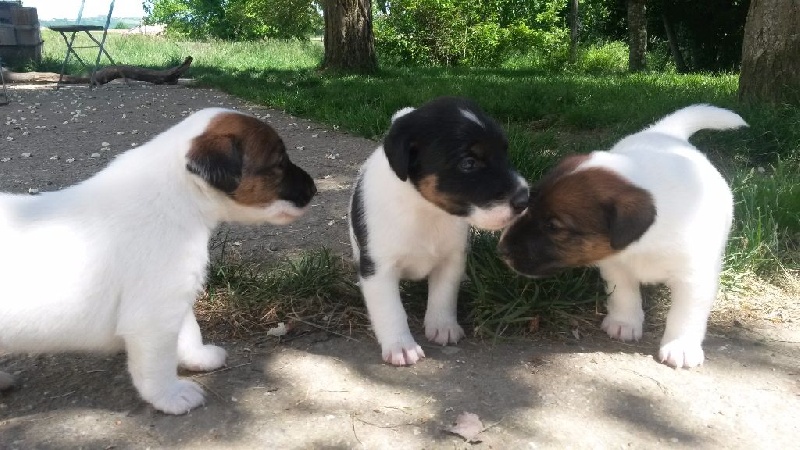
[0,56,193,85]
[91,56,193,85]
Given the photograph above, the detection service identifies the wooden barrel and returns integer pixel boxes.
[0,5,41,64]
[0,24,14,45]
[10,6,36,26]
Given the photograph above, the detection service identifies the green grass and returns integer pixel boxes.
[28,33,799,336]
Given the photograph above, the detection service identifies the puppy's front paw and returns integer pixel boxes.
[601,313,643,341]
[659,339,704,368]
[179,344,227,372]
[381,336,425,366]
[424,318,465,346]
[148,379,206,415]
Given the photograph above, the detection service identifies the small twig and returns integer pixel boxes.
[48,390,75,399]
[288,316,361,342]
[354,416,418,429]
[85,369,108,374]
[481,415,506,432]
[623,369,669,394]
[351,414,364,446]
[380,405,412,415]
[191,362,251,378]
[192,379,226,403]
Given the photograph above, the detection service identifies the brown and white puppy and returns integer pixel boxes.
[0,108,316,413]
[499,104,747,368]
[349,96,529,365]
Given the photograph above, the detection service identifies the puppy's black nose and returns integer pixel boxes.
[510,187,529,214]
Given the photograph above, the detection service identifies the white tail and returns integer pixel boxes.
[647,104,748,140]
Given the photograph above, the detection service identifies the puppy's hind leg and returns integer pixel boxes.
[361,272,425,366]
[659,275,719,368]
[600,264,645,342]
[178,311,227,372]
[424,253,466,346]
[125,332,205,415]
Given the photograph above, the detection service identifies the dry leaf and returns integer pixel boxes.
[446,412,484,442]
[528,315,541,333]
[266,322,288,337]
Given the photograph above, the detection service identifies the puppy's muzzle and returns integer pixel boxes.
[280,162,317,208]
[510,186,529,215]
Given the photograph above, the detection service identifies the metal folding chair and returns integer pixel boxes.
[48,0,115,89]
[0,57,8,105]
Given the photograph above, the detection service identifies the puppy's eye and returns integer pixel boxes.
[544,218,564,232]
[458,156,483,173]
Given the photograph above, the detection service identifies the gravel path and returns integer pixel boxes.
[1,82,798,449]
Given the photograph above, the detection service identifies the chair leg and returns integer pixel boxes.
[88,30,115,87]
[0,62,9,105]
[56,32,80,90]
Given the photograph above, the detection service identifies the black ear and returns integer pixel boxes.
[607,187,656,250]
[186,134,243,193]
[383,114,415,181]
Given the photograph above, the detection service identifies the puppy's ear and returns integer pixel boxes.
[186,134,243,193]
[606,186,656,250]
[383,112,416,182]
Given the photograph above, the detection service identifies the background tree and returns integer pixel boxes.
[321,0,378,72]
[144,0,321,40]
[627,0,647,71]
[569,0,580,64]
[739,0,800,104]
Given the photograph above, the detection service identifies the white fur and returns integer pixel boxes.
[0,108,307,413]
[350,150,470,365]
[460,108,485,127]
[578,104,746,368]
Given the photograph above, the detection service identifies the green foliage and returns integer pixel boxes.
[374,0,568,67]
[724,163,800,283]
[143,0,322,40]
[465,228,603,338]
[571,41,629,75]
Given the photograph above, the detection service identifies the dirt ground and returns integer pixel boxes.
[1,82,798,449]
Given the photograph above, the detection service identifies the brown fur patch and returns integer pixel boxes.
[418,174,462,213]
[542,166,655,265]
[190,112,287,205]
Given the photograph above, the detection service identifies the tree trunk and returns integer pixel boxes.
[569,0,580,64]
[739,0,800,104]
[627,0,647,72]
[661,12,687,73]
[322,0,378,73]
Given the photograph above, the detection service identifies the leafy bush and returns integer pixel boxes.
[573,41,628,75]
[144,0,322,40]
[374,0,568,68]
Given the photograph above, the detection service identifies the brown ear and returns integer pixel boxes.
[606,186,656,250]
[186,134,243,193]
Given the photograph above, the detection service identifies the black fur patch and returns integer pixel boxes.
[186,135,243,194]
[350,177,375,278]
[383,96,523,217]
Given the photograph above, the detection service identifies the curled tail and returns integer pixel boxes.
[647,104,748,140]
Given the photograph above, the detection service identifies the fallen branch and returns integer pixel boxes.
[0,56,193,86]
[92,56,193,85]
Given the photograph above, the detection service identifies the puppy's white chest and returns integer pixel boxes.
[392,220,468,280]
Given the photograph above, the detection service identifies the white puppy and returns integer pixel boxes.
[349,97,529,365]
[0,108,316,413]
[499,104,747,368]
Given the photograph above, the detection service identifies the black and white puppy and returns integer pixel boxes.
[349,97,529,365]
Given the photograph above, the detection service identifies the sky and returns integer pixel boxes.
[23,0,146,20]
